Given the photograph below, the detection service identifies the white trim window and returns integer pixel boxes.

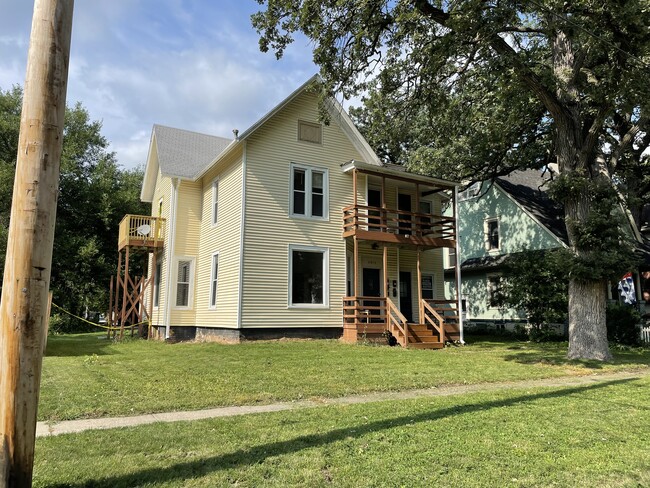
[211,178,219,226]
[290,164,328,220]
[209,252,219,309]
[289,244,329,308]
[485,218,500,251]
[174,257,195,309]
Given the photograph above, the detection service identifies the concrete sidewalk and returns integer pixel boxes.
[36,370,648,437]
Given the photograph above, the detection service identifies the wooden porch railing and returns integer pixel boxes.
[421,300,445,343]
[423,299,461,342]
[342,204,456,239]
[386,297,410,347]
[342,296,387,330]
[118,215,166,251]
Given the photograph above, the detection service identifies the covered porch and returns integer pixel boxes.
[340,161,463,348]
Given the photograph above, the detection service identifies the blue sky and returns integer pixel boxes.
[0,1,318,169]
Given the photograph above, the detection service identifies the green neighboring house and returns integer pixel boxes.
[445,169,568,329]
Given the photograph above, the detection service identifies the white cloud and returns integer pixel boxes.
[1,0,318,169]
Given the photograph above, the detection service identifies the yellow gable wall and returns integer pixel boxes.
[149,167,171,327]
[241,91,363,328]
[195,148,243,328]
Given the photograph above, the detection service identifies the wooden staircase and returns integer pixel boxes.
[386,298,444,349]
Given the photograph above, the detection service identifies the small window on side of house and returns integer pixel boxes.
[212,179,219,226]
[153,261,162,308]
[176,259,193,308]
[298,120,322,144]
[486,218,499,250]
[422,275,434,300]
[487,275,503,308]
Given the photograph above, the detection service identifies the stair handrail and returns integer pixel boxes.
[422,299,445,343]
[386,297,410,346]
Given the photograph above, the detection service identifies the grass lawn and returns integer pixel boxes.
[33,375,650,487]
[39,333,650,421]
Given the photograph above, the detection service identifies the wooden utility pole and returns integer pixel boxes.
[0,1,74,486]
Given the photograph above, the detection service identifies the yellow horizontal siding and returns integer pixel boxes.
[169,179,202,325]
[241,92,361,328]
[149,168,171,327]
[195,149,243,329]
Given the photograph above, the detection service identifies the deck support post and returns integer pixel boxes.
[120,246,130,339]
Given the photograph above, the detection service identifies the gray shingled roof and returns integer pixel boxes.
[496,169,569,246]
[153,124,232,179]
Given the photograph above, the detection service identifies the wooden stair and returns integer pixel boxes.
[391,323,444,349]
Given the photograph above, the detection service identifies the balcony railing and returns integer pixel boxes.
[342,205,456,244]
[118,215,165,251]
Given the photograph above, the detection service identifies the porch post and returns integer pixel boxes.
[453,186,464,343]
[383,245,388,328]
[353,236,359,298]
[417,247,423,323]
[415,182,420,237]
[120,246,130,339]
[381,175,386,232]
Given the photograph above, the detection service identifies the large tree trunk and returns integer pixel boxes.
[567,279,612,361]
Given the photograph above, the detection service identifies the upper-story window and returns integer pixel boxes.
[298,120,322,144]
[211,178,219,226]
[486,218,499,251]
[291,164,328,220]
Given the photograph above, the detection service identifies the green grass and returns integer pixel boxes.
[39,333,650,421]
[34,375,650,487]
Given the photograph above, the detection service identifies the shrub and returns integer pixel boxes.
[606,303,641,346]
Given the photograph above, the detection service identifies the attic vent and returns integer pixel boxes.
[298,120,322,144]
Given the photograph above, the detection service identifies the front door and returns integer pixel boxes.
[368,188,382,232]
[363,268,382,322]
[399,271,413,322]
[398,193,412,235]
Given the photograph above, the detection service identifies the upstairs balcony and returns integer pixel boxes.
[118,215,166,252]
[342,205,456,249]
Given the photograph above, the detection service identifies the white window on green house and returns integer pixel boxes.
[422,275,434,300]
[209,253,219,309]
[289,245,329,307]
[291,164,328,219]
[212,178,219,226]
[486,218,499,251]
[175,258,193,308]
[487,275,503,308]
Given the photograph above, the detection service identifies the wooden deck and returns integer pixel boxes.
[118,215,165,252]
[342,205,456,249]
[343,297,460,349]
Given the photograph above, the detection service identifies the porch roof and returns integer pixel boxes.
[341,160,459,190]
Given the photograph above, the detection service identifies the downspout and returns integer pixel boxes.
[164,177,180,339]
[453,186,465,344]
[237,142,247,329]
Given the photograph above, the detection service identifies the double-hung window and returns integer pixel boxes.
[421,275,434,300]
[291,164,328,220]
[175,257,194,308]
[289,245,329,307]
[486,218,499,251]
[211,179,219,226]
[153,261,162,308]
[209,253,219,309]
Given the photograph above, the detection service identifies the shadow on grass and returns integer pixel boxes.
[44,334,116,357]
[503,347,650,369]
[45,378,636,488]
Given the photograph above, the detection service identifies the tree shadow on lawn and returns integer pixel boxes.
[44,334,116,357]
[503,346,650,369]
[45,378,637,488]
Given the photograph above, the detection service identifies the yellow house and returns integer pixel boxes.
[120,76,464,348]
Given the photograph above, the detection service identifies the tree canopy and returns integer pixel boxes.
[253,0,650,360]
[0,87,148,329]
